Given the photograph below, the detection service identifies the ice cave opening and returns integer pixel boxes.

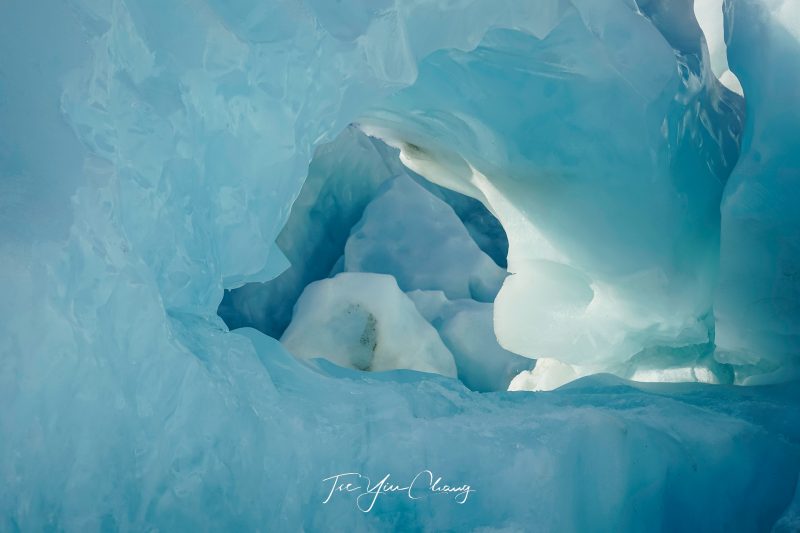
[219,6,754,392]
[218,128,533,393]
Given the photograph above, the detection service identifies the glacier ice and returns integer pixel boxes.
[2,0,800,530]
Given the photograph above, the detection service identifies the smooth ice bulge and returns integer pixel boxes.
[408,290,533,391]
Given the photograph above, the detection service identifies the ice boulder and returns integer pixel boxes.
[345,175,506,302]
[408,290,533,392]
[281,272,457,377]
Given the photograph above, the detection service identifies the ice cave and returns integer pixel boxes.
[2,0,800,531]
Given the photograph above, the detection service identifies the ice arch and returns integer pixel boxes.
[359,1,744,377]
[219,0,757,387]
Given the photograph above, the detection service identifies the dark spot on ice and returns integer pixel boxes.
[405,142,425,156]
[359,312,378,353]
[344,303,378,371]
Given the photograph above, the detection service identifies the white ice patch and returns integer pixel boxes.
[281,272,457,377]
[694,0,744,95]
[508,358,588,392]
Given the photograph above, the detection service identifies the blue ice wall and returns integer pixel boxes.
[715,0,800,383]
